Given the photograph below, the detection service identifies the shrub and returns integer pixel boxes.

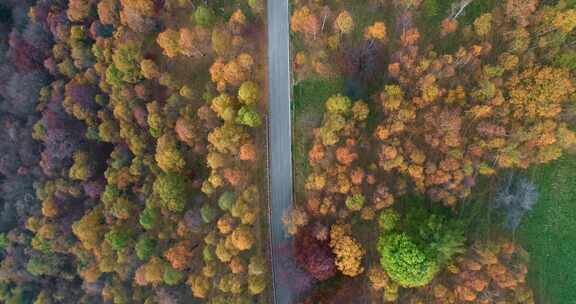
[377,233,438,287]
[376,205,465,287]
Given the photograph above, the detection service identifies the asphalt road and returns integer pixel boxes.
[266,0,293,303]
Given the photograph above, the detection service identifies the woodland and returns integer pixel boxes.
[0,0,270,303]
[287,0,576,303]
[0,0,575,303]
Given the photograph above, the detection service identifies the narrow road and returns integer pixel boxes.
[267,0,293,303]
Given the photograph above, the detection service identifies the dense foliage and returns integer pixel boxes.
[0,0,575,302]
[376,207,464,287]
[0,0,270,302]
[288,0,576,302]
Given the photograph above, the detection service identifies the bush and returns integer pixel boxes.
[377,233,439,287]
[26,254,62,276]
[376,205,465,287]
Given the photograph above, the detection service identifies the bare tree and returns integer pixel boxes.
[450,0,474,20]
[494,174,539,231]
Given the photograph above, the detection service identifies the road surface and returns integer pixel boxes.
[267,0,294,303]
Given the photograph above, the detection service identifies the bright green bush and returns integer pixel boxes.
[376,205,465,287]
[377,232,438,287]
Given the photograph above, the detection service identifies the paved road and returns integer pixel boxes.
[267,0,293,303]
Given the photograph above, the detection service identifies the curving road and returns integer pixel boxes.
[266,0,293,303]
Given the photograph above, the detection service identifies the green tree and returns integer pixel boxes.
[98,118,120,142]
[0,233,8,251]
[201,204,218,223]
[377,233,438,287]
[376,206,465,287]
[139,207,160,229]
[218,191,235,211]
[404,209,465,264]
[345,194,365,211]
[238,81,261,105]
[69,151,94,181]
[378,209,399,231]
[105,226,132,250]
[153,173,190,212]
[112,42,143,83]
[236,106,262,128]
[163,265,185,285]
[26,254,62,276]
[155,133,186,173]
[193,6,215,27]
[421,0,438,17]
[135,235,158,260]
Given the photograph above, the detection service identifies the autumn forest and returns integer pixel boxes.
[0,0,575,303]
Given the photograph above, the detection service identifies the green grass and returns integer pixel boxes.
[292,77,343,199]
[454,154,576,304]
[518,154,576,304]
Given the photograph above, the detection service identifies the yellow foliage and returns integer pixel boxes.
[335,11,354,34]
[329,224,365,277]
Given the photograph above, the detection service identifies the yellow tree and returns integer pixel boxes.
[334,11,354,34]
[329,224,365,277]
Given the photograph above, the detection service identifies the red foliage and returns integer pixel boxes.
[294,225,336,281]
